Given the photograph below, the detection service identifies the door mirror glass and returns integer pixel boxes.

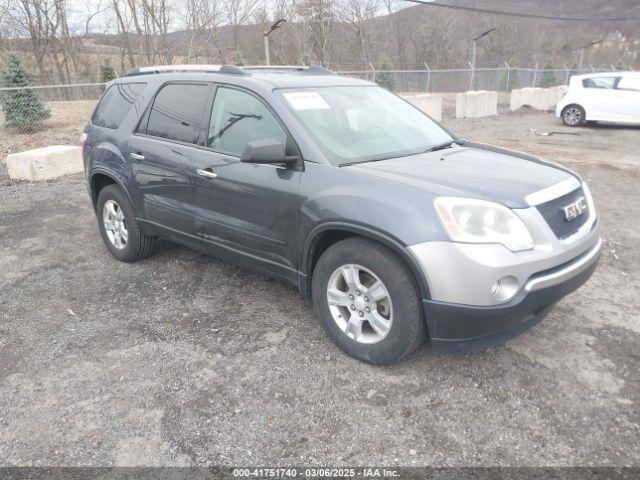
[240,138,289,164]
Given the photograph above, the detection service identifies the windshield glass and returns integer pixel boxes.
[279,86,453,165]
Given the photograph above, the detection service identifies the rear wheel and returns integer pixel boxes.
[312,237,424,364]
[97,184,155,262]
[561,104,586,126]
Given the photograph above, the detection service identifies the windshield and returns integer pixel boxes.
[279,86,453,165]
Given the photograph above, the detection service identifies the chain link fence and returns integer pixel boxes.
[0,66,630,141]
[336,66,628,93]
[0,83,104,135]
[1,83,106,157]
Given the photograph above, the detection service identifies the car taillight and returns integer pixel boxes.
[80,132,87,149]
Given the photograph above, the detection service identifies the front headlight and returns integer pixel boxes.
[434,197,534,252]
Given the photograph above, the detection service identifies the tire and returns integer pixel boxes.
[96,184,155,262]
[561,104,586,127]
[311,237,424,364]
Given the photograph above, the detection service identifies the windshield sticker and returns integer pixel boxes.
[283,91,330,110]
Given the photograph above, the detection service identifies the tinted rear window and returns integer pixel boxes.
[92,82,146,128]
[144,83,211,144]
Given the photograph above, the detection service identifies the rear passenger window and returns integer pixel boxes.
[144,83,210,144]
[582,77,618,89]
[208,87,286,156]
[92,83,146,128]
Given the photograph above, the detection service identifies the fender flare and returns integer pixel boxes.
[300,221,431,302]
[88,167,135,211]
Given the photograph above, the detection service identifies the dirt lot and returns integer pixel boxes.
[0,110,639,467]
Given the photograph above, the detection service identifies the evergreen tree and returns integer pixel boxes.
[0,54,50,132]
[568,63,579,80]
[299,53,312,67]
[100,58,118,84]
[540,59,558,87]
[376,60,395,91]
[232,50,246,66]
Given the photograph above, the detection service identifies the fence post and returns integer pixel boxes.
[369,62,376,83]
[424,63,431,93]
[531,62,538,87]
[504,62,511,92]
[589,64,595,72]
[563,65,570,85]
[468,62,475,91]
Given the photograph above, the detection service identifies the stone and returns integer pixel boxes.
[6,145,83,181]
[456,90,498,118]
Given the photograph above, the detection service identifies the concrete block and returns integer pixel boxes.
[510,86,568,111]
[455,90,498,118]
[401,93,443,122]
[6,145,83,181]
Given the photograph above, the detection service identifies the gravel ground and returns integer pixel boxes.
[0,111,639,467]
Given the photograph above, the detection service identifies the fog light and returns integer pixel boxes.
[491,276,519,302]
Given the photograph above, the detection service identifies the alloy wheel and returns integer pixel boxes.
[563,106,583,126]
[326,264,393,344]
[102,199,128,250]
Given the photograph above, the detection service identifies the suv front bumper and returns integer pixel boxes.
[423,237,601,353]
[409,198,601,353]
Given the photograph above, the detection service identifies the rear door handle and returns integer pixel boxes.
[196,168,218,179]
[130,152,145,160]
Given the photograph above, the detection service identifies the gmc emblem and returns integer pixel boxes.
[562,197,588,222]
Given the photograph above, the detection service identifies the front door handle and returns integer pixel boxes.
[196,168,218,179]
[130,152,145,160]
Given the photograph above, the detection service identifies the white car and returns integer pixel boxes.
[556,72,640,126]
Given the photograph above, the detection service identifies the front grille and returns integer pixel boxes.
[536,186,590,239]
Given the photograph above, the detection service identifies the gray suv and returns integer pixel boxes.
[82,65,602,364]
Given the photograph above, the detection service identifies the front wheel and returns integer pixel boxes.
[311,237,424,364]
[561,104,586,126]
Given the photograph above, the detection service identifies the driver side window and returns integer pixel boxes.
[208,87,286,157]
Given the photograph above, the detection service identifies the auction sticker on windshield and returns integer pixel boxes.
[283,91,330,110]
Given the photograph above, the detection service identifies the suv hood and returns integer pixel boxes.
[345,144,575,208]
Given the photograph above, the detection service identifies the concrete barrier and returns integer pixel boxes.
[6,145,83,181]
[455,90,497,118]
[401,93,443,122]
[510,86,568,111]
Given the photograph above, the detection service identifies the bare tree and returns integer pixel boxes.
[336,0,381,68]
[293,0,336,66]
[381,0,407,67]
[225,0,262,54]
[111,0,136,69]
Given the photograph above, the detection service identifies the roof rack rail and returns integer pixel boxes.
[242,65,334,75]
[123,64,247,77]
[122,64,334,78]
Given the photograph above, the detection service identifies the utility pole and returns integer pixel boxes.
[470,28,496,90]
[263,19,286,66]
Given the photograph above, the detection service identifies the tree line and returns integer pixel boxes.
[1,0,635,85]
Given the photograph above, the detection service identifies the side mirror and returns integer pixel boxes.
[240,138,295,165]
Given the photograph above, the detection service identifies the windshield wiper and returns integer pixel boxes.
[423,141,455,153]
[211,112,262,141]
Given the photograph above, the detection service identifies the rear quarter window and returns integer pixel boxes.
[617,76,640,91]
[92,82,146,128]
